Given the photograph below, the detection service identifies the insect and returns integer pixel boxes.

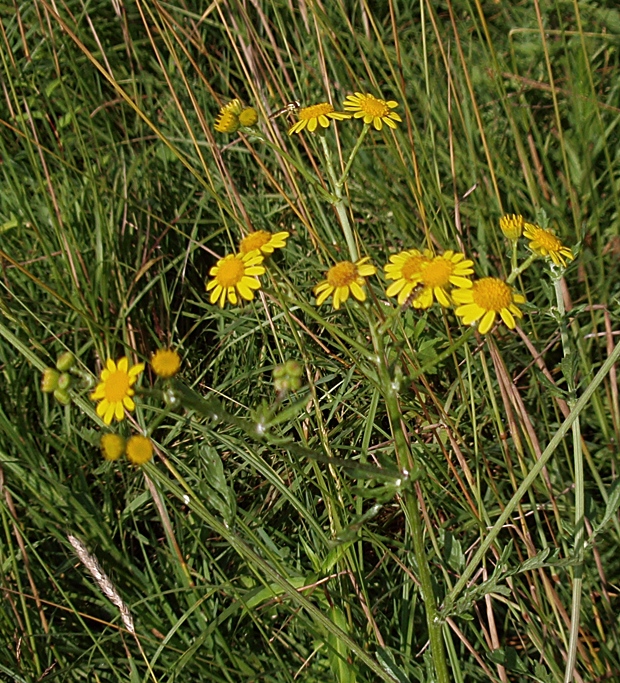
[401,282,425,311]
[268,100,301,120]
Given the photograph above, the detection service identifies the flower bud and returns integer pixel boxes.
[239,107,258,127]
[499,214,524,240]
[41,368,60,393]
[100,433,125,461]
[53,388,71,405]
[57,372,72,390]
[56,351,76,372]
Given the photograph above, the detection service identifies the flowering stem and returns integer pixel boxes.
[318,135,359,262]
[367,316,451,683]
[506,253,537,284]
[555,275,584,683]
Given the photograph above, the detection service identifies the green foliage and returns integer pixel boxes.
[1,1,620,681]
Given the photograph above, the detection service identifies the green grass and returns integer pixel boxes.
[2,1,620,681]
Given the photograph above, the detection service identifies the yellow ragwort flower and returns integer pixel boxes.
[90,357,144,425]
[314,257,377,309]
[384,249,431,305]
[214,99,243,133]
[151,348,181,378]
[239,230,289,255]
[100,433,125,461]
[206,250,265,307]
[288,102,351,135]
[343,92,402,130]
[499,214,524,240]
[413,251,475,309]
[523,223,574,267]
[453,277,526,334]
[126,435,153,466]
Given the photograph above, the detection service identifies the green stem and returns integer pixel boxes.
[506,252,537,284]
[556,275,584,683]
[368,314,451,683]
[318,135,358,262]
[339,124,370,187]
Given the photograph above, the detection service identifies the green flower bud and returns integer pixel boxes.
[57,372,72,390]
[53,388,71,405]
[41,368,60,393]
[56,351,76,372]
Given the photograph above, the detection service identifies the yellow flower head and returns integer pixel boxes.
[100,433,125,461]
[523,223,574,267]
[499,214,524,240]
[314,257,376,310]
[413,251,475,309]
[384,249,431,305]
[214,99,243,133]
[206,250,265,307]
[239,107,258,127]
[90,357,144,425]
[288,102,351,135]
[126,435,153,466]
[239,230,289,255]
[453,277,526,334]
[151,348,181,378]
[343,93,402,130]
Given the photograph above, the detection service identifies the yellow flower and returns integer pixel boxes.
[206,250,265,307]
[126,435,153,466]
[100,433,125,461]
[343,92,402,130]
[453,278,526,334]
[90,357,144,425]
[238,107,258,127]
[151,349,181,378]
[239,230,289,255]
[314,257,376,309]
[499,214,524,240]
[413,251,475,309]
[523,223,574,267]
[214,99,243,133]
[288,102,351,135]
[384,249,431,305]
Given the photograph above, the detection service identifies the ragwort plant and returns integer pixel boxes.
[3,1,620,682]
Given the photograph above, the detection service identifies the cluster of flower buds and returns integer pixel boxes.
[273,360,303,394]
[41,352,78,405]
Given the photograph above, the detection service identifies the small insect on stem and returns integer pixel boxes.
[268,100,301,120]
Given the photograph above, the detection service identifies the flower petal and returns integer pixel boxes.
[478,310,497,334]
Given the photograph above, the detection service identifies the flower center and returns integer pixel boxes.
[421,258,453,287]
[360,95,389,118]
[105,371,130,402]
[300,103,334,120]
[217,256,245,287]
[472,278,513,311]
[241,231,270,253]
[401,255,426,282]
[533,228,562,251]
[327,261,357,287]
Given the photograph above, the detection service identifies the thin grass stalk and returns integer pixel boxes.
[445,336,620,610]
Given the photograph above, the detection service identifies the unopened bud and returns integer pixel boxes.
[41,368,60,393]
[53,388,71,405]
[56,352,75,372]
[57,373,72,390]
